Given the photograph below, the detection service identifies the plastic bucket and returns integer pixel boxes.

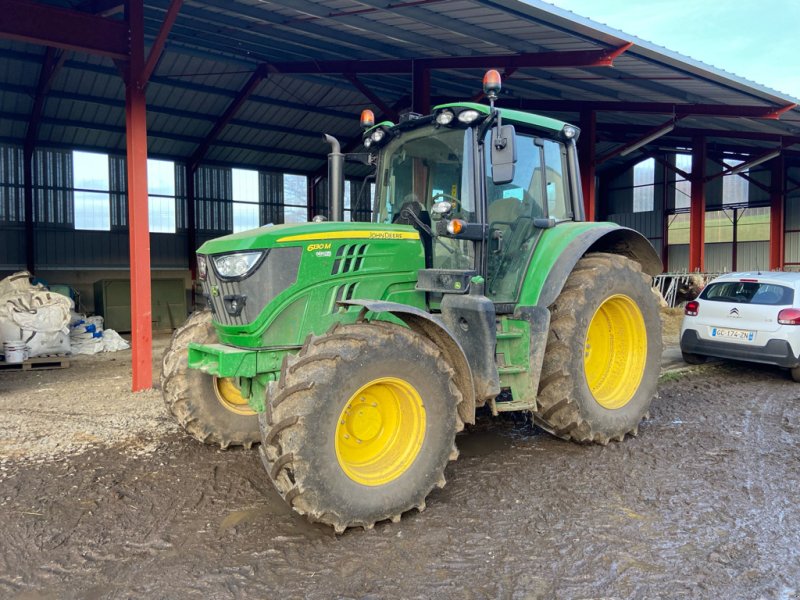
[4,341,28,364]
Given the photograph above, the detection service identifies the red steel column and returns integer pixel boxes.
[688,136,706,272]
[125,0,152,391]
[578,110,596,221]
[769,155,785,269]
[412,61,430,115]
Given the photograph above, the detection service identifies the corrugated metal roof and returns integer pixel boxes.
[2,0,799,173]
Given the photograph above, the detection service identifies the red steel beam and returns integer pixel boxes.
[23,47,67,274]
[189,66,267,171]
[345,73,398,121]
[142,0,183,84]
[770,155,785,270]
[596,123,800,147]
[688,136,706,272]
[125,0,152,392]
[578,110,596,221]
[596,119,676,165]
[267,45,632,75]
[25,48,67,154]
[514,99,797,120]
[75,0,124,17]
[642,150,691,182]
[0,0,129,59]
[24,51,59,273]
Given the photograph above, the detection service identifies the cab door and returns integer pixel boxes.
[485,133,572,304]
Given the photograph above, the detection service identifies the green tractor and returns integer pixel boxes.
[161,72,663,532]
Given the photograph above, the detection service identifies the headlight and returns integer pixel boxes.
[212,251,265,280]
[562,125,579,139]
[370,129,385,143]
[457,109,480,124]
[363,137,373,148]
[436,110,454,125]
[197,255,207,280]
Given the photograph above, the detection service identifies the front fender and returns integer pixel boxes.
[340,299,477,426]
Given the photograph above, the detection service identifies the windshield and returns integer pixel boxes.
[375,125,475,269]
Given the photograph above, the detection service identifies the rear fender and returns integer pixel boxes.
[536,226,661,308]
[340,299,477,426]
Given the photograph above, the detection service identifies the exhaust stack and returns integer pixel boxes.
[324,134,344,222]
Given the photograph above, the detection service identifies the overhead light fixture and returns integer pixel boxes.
[727,149,782,175]
[619,122,676,156]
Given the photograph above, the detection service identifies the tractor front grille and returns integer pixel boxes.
[203,247,302,326]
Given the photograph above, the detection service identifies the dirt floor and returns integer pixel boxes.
[2,315,800,599]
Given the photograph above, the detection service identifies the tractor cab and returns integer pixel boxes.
[363,72,583,307]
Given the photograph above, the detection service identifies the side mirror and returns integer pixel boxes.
[491,124,517,185]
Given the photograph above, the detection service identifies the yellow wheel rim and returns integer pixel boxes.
[583,294,647,410]
[335,377,426,486]
[213,377,256,416]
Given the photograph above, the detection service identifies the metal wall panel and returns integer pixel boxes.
[195,166,232,233]
[35,229,130,269]
[0,145,24,223]
[705,242,732,272]
[0,227,24,269]
[786,167,800,231]
[606,211,663,260]
[151,233,189,269]
[668,244,689,271]
[786,232,800,266]
[34,148,73,226]
[261,171,284,225]
[736,241,770,271]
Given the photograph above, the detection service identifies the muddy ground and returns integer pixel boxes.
[2,318,800,599]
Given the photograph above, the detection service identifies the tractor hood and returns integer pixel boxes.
[197,221,420,255]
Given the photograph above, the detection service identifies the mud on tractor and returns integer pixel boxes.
[161,71,663,532]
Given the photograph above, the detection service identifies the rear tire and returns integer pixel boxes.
[682,351,707,365]
[790,366,800,383]
[533,253,662,444]
[161,310,260,449]
[259,322,462,532]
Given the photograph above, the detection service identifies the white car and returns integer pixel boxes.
[680,271,800,381]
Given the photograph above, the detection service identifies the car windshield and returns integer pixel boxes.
[700,281,794,305]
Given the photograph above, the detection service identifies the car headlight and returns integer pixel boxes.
[212,251,265,280]
[197,255,208,280]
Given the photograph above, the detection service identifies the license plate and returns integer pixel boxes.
[710,327,755,342]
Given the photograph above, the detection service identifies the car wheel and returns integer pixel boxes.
[681,351,707,365]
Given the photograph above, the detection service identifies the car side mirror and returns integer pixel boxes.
[491,124,517,185]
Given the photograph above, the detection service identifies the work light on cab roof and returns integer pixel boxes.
[360,109,375,129]
[483,69,502,104]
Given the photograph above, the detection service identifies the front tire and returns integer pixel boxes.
[161,311,260,449]
[533,253,662,444]
[259,322,462,532]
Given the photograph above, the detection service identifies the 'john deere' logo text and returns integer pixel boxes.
[369,232,404,239]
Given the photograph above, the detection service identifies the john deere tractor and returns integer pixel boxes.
[161,72,663,532]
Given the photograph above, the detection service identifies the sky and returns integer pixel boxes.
[545,0,800,99]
